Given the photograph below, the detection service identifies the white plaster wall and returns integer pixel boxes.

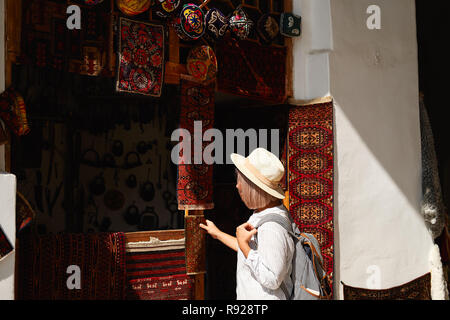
[292,0,437,299]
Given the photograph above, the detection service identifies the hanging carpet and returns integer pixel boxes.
[177,80,215,210]
[288,99,334,297]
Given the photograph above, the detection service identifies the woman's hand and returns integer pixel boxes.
[236,222,257,258]
[199,219,221,239]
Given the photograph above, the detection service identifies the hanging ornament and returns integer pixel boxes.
[174,3,205,40]
[257,14,279,44]
[187,45,217,83]
[229,5,254,40]
[117,0,152,16]
[280,13,302,37]
[204,8,229,41]
[154,0,181,18]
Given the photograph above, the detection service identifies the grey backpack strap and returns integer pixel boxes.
[253,213,295,237]
[253,213,295,300]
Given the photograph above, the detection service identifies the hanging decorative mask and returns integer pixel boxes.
[229,5,254,40]
[174,3,205,40]
[257,14,280,44]
[187,45,218,82]
[117,0,152,16]
[280,12,302,37]
[204,8,229,40]
[154,0,181,18]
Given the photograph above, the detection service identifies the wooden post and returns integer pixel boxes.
[186,209,206,300]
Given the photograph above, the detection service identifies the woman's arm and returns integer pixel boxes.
[200,220,238,252]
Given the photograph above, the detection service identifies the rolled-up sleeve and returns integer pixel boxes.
[244,222,292,290]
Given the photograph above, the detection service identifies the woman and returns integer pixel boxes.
[200,148,294,300]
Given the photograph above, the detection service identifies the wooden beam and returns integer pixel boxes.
[124,229,185,243]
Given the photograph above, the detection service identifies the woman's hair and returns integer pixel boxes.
[236,168,279,210]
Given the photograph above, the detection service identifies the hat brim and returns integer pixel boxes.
[230,153,285,199]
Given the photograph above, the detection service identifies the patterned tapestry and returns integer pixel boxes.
[177,80,215,210]
[185,215,207,275]
[17,232,127,300]
[216,38,287,103]
[125,248,194,300]
[288,99,334,296]
[342,273,432,300]
[116,17,164,97]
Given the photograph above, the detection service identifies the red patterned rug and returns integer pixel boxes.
[116,17,164,96]
[342,273,431,300]
[17,232,126,300]
[288,100,334,296]
[125,248,194,300]
[216,38,287,103]
[177,80,215,210]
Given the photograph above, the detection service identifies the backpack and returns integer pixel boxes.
[254,213,332,300]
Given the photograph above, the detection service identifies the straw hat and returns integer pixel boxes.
[230,148,285,199]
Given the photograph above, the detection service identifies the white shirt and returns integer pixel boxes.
[236,204,295,300]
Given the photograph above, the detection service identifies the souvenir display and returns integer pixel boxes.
[186,45,218,83]
[117,0,152,16]
[204,8,229,40]
[116,18,164,97]
[154,0,181,18]
[228,5,254,40]
[288,99,334,297]
[280,12,302,37]
[257,13,279,44]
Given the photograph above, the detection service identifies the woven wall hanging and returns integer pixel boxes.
[177,80,215,210]
[288,98,334,297]
[116,18,164,97]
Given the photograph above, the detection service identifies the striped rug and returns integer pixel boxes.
[125,248,194,300]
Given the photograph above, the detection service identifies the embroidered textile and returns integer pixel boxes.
[116,18,164,96]
[288,101,334,297]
